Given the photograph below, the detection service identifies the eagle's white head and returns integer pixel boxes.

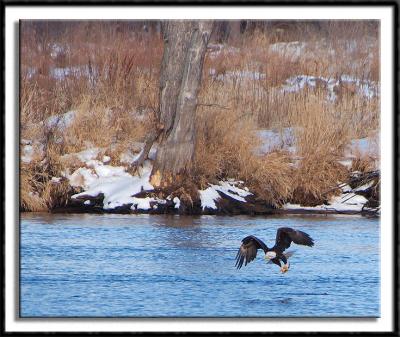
[264,251,277,260]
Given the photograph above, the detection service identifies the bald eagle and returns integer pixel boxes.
[235,227,314,273]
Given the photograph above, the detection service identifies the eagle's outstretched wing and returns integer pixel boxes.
[274,227,314,252]
[235,235,268,269]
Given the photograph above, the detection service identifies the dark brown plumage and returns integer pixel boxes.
[274,227,314,251]
[235,227,314,273]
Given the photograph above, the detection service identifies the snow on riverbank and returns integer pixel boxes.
[55,139,254,212]
[199,180,252,210]
[284,193,369,213]
[20,134,378,215]
[70,160,155,210]
[20,124,378,214]
[65,149,375,213]
[283,178,377,214]
[19,74,378,215]
[67,150,253,212]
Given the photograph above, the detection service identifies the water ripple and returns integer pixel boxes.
[20,213,380,317]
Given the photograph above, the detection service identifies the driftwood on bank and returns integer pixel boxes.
[321,170,380,195]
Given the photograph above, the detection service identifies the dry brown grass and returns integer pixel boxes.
[193,107,259,184]
[351,156,377,173]
[20,166,47,212]
[21,166,72,212]
[20,138,73,212]
[194,89,355,206]
[20,20,380,210]
[287,93,351,205]
[41,178,73,210]
[62,100,150,160]
[203,20,379,131]
[291,157,348,206]
[20,21,161,128]
[244,151,294,206]
[349,135,380,173]
[20,21,160,171]
[197,21,379,204]
[193,106,293,206]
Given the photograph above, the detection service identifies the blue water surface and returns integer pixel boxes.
[20,213,380,317]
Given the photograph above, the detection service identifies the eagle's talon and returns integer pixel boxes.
[280,264,289,273]
[235,228,313,272]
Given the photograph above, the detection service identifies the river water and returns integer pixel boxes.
[20,213,379,317]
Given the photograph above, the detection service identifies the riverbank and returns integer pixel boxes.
[46,164,379,217]
[21,124,380,217]
[50,205,380,217]
[20,22,380,216]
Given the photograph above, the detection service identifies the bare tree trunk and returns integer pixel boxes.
[149,20,213,187]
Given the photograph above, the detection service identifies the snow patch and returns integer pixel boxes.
[131,197,156,211]
[199,187,220,210]
[269,41,306,58]
[256,128,296,154]
[75,148,101,162]
[338,159,353,169]
[208,44,240,58]
[281,75,337,101]
[21,141,44,163]
[70,160,154,210]
[199,181,252,210]
[49,43,69,59]
[340,184,352,193]
[21,144,35,163]
[102,155,111,163]
[45,110,76,130]
[68,167,98,188]
[284,192,369,212]
[346,135,379,158]
[209,69,266,81]
[353,180,375,192]
[215,181,252,201]
[120,144,158,165]
[173,197,181,209]
[281,75,378,101]
[120,149,137,165]
[328,193,369,211]
[50,66,96,81]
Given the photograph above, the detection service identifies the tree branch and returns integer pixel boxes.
[197,103,230,110]
[131,123,164,168]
